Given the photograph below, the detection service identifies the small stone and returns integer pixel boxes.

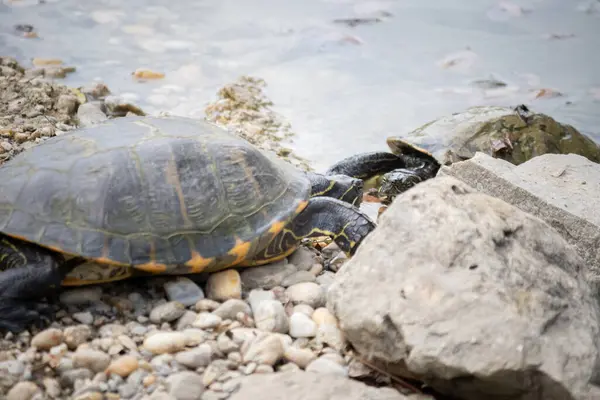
[133,68,165,80]
[181,328,209,346]
[117,335,137,351]
[74,392,103,400]
[254,364,274,374]
[283,346,317,368]
[309,263,323,276]
[43,377,61,398]
[205,270,242,301]
[289,313,317,338]
[306,356,348,376]
[174,344,213,369]
[143,332,187,354]
[106,355,139,377]
[60,368,93,387]
[164,277,205,306]
[281,270,316,287]
[73,311,94,325]
[76,102,108,127]
[73,348,111,373]
[176,311,198,330]
[7,381,40,400]
[193,313,222,330]
[166,371,205,400]
[57,94,79,114]
[286,282,325,308]
[288,247,318,271]
[312,308,337,326]
[251,299,289,333]
[32,57,63,66]
[99,324,129,338]
[150,301,186,324]
[321,242,341,258]
[63,325,92,350]
[31,328,63,350]
[240,260,297,290]
[195,299,220,312]
[60,287,102,305]
[212,299,252,321]
[118,382,138,398]
[243,334,284,366]
[217,333,239,353]
[293,304,314,317]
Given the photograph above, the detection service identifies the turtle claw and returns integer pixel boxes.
[0,298,54,333]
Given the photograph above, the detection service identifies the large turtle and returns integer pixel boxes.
[328,104,600,202]
[0,116,375,332]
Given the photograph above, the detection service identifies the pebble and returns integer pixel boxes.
[255,364,275,374]
[56,94,79,114]
[240,260,297,289]
[60,287,103,305]
[212,299,252,320]
[251,299,289,333]
[305,356,349,376]
[205,269,242,301]
[164,277,205,306]
[288,247,319,271]
[242,334,284,366]
[6,381,40,400]
[217,333,239,353]
[193,312,222,330]
[31,328,63,350]
[312,307,337,326]
[149,301,186,323]
[143,332,188,354]
[63,325,92,349]
[293,304,315,317]
[60,368,93,387]
[174,344,213,369]
[281,270,316,287]
[106,355,139,377]
[285,282,326,308]
[76,102,108,127]
[43,377,61,398]
[182,328,209,346]
[316,271,336,291]
[195,299,220,312]
[283,346,317,368]
[166,371,205,399]
[289,312,317,338]
[73,311,94,325]
[73,348,111,373]
[309,263,323,276]
[176,310,198,330]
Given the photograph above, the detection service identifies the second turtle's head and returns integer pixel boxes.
[308,172,364,207]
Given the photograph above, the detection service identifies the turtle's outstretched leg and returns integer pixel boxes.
[255,197,376,261]
[325,151,407,180]
[306,172,364,206]
[0,236,77,332]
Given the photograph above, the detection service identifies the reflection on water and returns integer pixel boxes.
[1,0,599,171]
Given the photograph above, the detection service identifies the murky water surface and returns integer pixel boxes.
[1,0,599,171]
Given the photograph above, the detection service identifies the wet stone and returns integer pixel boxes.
[76,102,108,127]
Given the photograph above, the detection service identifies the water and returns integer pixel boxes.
[1,0,599,171]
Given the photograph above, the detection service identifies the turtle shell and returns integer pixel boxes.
[0,116,311,274]
[390,105,600,166]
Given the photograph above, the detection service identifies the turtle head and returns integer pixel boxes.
[307,172,364,207]
[378,169,425,202]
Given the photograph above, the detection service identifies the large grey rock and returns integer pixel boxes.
[438,152,600,285]
[327,176,600,400]
[228,370,408,400]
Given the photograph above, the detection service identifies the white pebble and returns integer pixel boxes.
[193,313,222,330]
[289,313,317,338]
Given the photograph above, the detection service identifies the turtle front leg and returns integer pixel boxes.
[0,237,77,332]
[257,197,376,261]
